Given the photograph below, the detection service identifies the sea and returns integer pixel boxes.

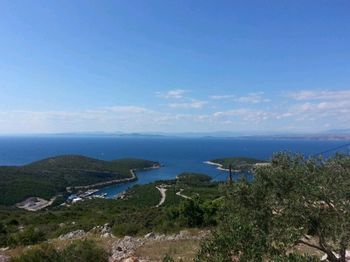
[0,136,348,198]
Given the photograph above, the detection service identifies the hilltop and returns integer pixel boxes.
[0,155,159,206]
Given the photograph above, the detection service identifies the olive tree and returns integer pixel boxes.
[197,153,350,261]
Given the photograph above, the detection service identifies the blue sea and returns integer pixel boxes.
[0,136,348,198]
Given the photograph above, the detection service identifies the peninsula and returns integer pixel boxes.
[205,157,268,172]
[0,155,160,206]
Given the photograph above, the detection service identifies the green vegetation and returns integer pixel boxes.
[5,153,350,261]
[0,173,221,248]
[7,226,46,247]
[177,173,212,186]
[210,156,266,171]
[197,153,350,261]
[10,240,108,262]
[0,155,158,205]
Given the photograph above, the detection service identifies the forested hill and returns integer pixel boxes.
[0,155,159,206]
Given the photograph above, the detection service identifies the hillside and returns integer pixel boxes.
[209,156,266,171]
[0,173,220,261]
[0,155,159,206]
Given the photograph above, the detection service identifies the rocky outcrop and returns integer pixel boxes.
[109,230,209,262]
[109,236,145,262]
[143,229,208,241]
[59,229,86,240]
[0,254,9,262]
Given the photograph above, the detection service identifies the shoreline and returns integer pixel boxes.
[66,171,137,192]
[66,163,161,192]
[16,164,162,211]
[203,161,230,172]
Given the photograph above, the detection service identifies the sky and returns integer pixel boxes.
[0,0,349,134]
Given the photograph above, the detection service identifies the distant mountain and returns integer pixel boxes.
[6,129,350,140]
[322,128,350,134]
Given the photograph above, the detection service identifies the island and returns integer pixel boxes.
[205,157,268,172]
[0,155,160,206]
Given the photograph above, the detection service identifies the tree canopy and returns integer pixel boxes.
[197,153,350,262]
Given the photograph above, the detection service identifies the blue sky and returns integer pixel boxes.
[0,0,349,134]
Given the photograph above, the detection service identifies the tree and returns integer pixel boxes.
[197,153,350,261]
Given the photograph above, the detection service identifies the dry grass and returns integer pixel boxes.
[2,233,115,259]
[135,239,201,261]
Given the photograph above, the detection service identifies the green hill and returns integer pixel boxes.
[0,155,159,206]
[210,157,266,171]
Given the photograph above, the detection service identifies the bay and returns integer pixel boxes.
[0,136,348,198]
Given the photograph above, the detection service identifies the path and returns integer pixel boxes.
[176,189,192,200]
[155,185,167,207]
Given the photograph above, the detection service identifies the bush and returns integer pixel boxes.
[10,240,108,262]
[61,240,109,262]
[163,254,175,262]
[8,227,46,247]
[11,244,60,262]
[112,223,141,236]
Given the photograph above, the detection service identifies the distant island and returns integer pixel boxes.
[205,157,268,172]
[34,129,350,140]
[0,155,159,206]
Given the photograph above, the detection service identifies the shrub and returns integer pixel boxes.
[112,223,141,236]
[60,240,109,262]
[10,244,60,262]
[7,227,46,247]
[163,254,175,262]
[10,240,108,262]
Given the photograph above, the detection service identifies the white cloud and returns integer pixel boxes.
[285,90,350,121]
[236,93,271,104]
[209,94,236,100]
[288,90,350,101]
[213,108,274,123]
[104,106,152,114]
[156,89,188,99]
[210,92,270,104]
[168,100,207,109]
[1,89,350,134]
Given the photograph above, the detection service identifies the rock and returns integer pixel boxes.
[154,234,166,241]
[59,229,86,240]
[321,250,350,261]
[178,230,190,238]
[121,257,139,262]
[0,254,9,262]
[110,236,144,261]
[144,232,155,239]
[101,233,115,238]
[101,223,111,234]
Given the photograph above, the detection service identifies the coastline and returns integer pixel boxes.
[66,163,161,192]
[66,171,137,192]
[203,161,230,172]
[204,160,269,172]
